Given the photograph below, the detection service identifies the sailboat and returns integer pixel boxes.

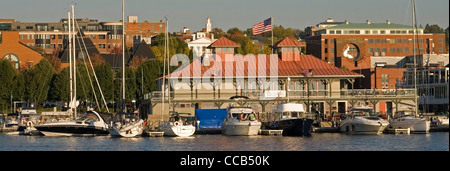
[387,0,430,134]
[109,0,144,138]
[158,17,195,137]
[35,5,111,137]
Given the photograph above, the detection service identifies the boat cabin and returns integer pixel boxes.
[348,107,375,117]
[271,103,306,120]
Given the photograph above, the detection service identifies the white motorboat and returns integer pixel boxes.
[110,112,144,138]
[161,113,196,137]
[264,103,314,136]
[222,96,261,136]
[340,107,389,134]
[35,110,111,137]
[386,111,430,134]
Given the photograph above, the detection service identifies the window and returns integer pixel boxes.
[389,39,395,44]
[381,39,387,44]
[403,39,408,44]
[390,48,396,53]
[99,44,106,49]
[382,74,389,88]
[4,53,19,69]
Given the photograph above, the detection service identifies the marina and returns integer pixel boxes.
[0,0,449,155]
[0,132,448,151]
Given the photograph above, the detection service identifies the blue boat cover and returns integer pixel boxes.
[195,109,227,129]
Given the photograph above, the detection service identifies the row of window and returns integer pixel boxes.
[328,30,424,35]
[20,34,107,40]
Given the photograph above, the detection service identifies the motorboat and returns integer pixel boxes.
[109,111,144,138]
[35,109,111,137]
[264,103,314,136]
[222,96,261,136]
[17,102,42,135]
[340,107,389,134]
[386,110,430,134]
[161,112,196,137]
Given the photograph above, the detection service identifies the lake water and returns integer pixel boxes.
[1,132,448,151]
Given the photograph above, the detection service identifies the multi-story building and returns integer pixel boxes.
[397,65,449,113]
[305,19,448,89]
[124,16,165,48]
[141,37,416,122]
[0,31,44,70]
[2,16,164,55]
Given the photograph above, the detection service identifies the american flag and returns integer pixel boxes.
[252,18,272,36]
[301,69,313,76]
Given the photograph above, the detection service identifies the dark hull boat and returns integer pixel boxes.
[35,111,111,137]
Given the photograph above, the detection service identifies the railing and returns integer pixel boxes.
[144,89,416,101]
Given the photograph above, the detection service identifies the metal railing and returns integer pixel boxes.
[144,89,416,101]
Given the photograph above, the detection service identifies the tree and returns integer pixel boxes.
[424,24,444,33]
[135,59,163,101]
[0,59,18,105]
[22,58,56,104]
[47,67,70,101]
[211,28,225,39]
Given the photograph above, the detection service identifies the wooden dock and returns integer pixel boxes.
[146,131,164,137]
[259,129,283,136]
[394,128,410,135]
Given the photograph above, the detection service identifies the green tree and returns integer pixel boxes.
[424,24,444,33]
[136,59,163,101]
[48,67,70,101]
[0,59,18,105]
[22,58,56,104]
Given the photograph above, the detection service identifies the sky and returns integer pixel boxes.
[1,0,448,33]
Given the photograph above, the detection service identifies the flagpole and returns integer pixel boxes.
[271,16,274,54]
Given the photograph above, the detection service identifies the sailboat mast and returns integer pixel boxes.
[68,10,73,117]
[412,0,418,117]
[72,4,77,117]
[167,18,171,113]
[122,0,126,113]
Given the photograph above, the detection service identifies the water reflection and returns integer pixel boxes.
[0,132,448,151]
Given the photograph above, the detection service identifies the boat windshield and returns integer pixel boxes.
[350,109,375,116]
[77,112,100,122]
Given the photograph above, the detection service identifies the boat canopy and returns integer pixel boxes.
[272,103,305,113]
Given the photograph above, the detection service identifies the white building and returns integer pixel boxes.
[188,37,215,57]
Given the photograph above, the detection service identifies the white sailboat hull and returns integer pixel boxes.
[163,124,196,137]
[109,119,144,138]
[387,117,430,133]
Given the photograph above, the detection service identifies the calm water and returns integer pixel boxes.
[0,132,448,151]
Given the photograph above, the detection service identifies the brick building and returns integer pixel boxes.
[124,16,165,48]
[305,19,448,89]
[0,31,44,70]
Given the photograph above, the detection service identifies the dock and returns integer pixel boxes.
[259,129,283,136]
[145,131,164,137]
[394,128,411,135]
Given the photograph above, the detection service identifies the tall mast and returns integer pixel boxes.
[68,10,73,117]
[72,4,77,116]
[161,16,168,122]
[122,0,126,113]
[412,0,418,117]
[167,18,171,113]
